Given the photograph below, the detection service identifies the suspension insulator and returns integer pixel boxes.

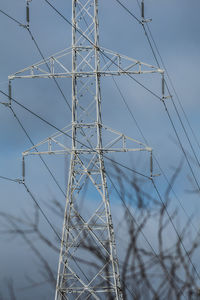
[162,74,165,96]
[8,81,12,103]
[22,156,25,181]
[26,3,30,25]
[141,1,144,19]
[150,151,153,177]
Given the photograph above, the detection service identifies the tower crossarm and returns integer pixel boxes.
[22,124,152,156]
[8,46,163,80]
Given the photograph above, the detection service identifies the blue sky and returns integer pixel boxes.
[0,0,200,298]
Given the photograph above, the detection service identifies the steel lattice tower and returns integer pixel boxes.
[55,1,123,298]
[9,0,163,299]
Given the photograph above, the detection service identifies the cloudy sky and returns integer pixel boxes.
[0,0,200,298]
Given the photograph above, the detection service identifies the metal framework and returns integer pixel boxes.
[9,1,163,299]
[9,46,162,79]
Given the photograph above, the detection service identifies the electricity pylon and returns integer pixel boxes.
[9,0,163,298]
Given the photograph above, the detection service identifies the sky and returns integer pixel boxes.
[0,0,200,299]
